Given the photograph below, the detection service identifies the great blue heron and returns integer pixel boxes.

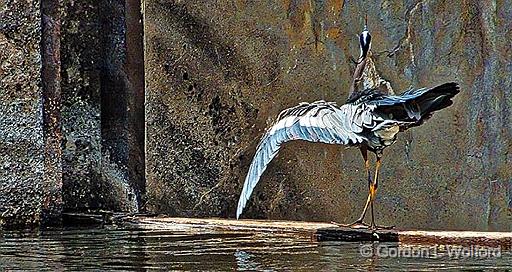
[236,22,461,229]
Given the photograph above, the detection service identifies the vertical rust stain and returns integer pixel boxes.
[284,0,311,48]
[40,0,63,226]
[126,0,146,210]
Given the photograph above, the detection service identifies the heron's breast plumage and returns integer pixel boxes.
[373,125,400,146]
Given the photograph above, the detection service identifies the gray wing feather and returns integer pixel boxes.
[236,101,368,219]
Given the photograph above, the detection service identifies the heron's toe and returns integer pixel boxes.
[331,221,370,229]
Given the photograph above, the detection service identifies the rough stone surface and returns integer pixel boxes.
[0,0,45,227]
[0,0,144,228]
[60,1,142,213]
[60,0,103,211]
[145,0,511,230]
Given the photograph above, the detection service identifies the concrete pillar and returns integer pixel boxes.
[0,0,59,228]
[60,0,144,213]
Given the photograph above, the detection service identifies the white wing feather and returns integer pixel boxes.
[236,101,371,219]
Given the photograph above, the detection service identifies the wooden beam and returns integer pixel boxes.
[119,216,511,249]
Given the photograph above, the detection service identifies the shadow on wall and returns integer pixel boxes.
[59,0,146,217]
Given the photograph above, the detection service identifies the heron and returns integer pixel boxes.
[236,22,461,230]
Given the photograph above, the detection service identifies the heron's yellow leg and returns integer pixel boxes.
[370,157,380,201]
[369,154,381,229]
[356,150,372,222]
[343,147,372,227]
[368,152,394,230]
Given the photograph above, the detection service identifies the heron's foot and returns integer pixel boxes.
[369,224,395,231]
[330,220,370,229]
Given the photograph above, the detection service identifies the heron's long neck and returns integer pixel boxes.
[347,57,368,102]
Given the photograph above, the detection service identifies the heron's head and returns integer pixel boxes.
[359,24,371,60]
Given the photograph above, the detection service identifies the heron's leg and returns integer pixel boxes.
[369,151,394,230]
[369,151,381,229]
[336,147,371,228]
[352,147,372,224]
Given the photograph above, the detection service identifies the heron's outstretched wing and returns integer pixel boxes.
[236,101,376,219]
[369,82,460,127]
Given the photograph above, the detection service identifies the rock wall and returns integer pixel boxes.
[144,0,511,230]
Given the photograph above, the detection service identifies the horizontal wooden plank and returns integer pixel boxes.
[119,216,511,249]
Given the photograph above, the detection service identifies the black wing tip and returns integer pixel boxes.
[433,82,461,96]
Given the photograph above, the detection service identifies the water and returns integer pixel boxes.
[1,227,511,271]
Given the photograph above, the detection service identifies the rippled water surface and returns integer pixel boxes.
[1,227,511,271]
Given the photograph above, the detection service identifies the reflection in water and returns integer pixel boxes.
[0,228,510,271]
[235,250,261,271]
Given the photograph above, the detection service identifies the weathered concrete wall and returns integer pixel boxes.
[144,0,511,230]
[60,0,103,211]
[60,0,143,213]
[0,0,49,227]
[0,0,145,228]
